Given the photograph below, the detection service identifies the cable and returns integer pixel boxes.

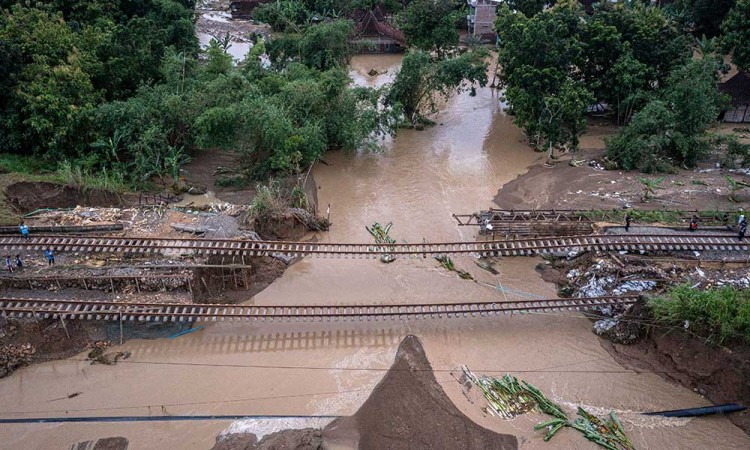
[0,387,377,416]
[0,373,456,417]
[0,414,339,424]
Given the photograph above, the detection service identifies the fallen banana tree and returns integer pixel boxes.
[463,367,635,449]
[366,222,397,263]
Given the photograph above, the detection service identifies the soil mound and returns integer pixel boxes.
[213,335,516,449]
[212,429,323,450]
[5,181,122,214]
[70,436,128,450]
[324,335,517,450]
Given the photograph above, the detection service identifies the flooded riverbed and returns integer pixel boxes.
[0,54,748,449]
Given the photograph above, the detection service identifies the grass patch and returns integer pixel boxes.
[585,209,736,224]
[648,285,750,345]
[0,154,56,175]
[57,160,131,192]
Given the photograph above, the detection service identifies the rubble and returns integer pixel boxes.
[0,343,36,377]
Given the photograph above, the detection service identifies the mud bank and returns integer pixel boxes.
[211,335,517,450]
[494,147,750,211]
[602,330,750,434]
[5,181,122,214]
[0,316,190,379]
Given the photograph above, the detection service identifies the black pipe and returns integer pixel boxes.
[643,403,746,418]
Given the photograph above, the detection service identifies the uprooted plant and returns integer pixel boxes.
[366,222,397,263]
[463,367,635,449]
[435,255,473,280]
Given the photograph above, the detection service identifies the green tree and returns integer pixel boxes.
[721,0,750,70]
[605,56,730,172]
[672,0,736,38]
[594,1,691,87]
[387,49,488,125]
[495,1,592,154]
[506,0,555,17]
[253,0,311,32]
[299,19,353,71]
[0,5,96,156]
[396,0,460,58]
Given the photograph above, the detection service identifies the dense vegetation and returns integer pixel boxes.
[2,0,749,188]
[0,1,395,188]
[0,0,197,184]
[649,285,750,345]
[388,0,488,125]
[495,0,750,171]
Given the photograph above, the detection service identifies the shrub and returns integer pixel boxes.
[648,285,750,344]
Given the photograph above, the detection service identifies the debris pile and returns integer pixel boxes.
[87,342,131,365]
[0,343,36,377]
[34,206,132,225]
[566,259,662,298]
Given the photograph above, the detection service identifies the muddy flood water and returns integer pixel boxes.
[1,55,749,449]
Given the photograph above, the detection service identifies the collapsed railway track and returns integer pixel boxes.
[0,296,638,323]
[0,234,747,258]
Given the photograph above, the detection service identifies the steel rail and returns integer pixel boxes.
[0,234,747,258]
[0,274,191,282]
[0,296,638,323]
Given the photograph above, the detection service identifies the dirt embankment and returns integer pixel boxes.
[5,181,122,214]
[538,250,750,434]
[0,316,89,378]
[494,149,749,211]
[212,335,517,450]
[602,330,750,434]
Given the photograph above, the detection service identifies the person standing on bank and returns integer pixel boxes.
[624,214,631,232]
[689,215,698,232]
[19,222,29,240]
[5,255,13,273]
[740,219,747,242]
[15,254,22,269]
[44,249,55,265]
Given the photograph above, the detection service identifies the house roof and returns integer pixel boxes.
[720,72,750,107]
[352,7,405,45]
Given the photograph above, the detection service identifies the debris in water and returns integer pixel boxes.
[475,259,499,275]
[463,366,635,449]
[366,222,397,263]
[435,256,473,280]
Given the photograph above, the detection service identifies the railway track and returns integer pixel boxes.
[0,234,747,259]
[0,296,638,323]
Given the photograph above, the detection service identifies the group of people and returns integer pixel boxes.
[4,222,55,273]
[623,212,747,241]
[4,250,54,273]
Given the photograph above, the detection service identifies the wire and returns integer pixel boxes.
[0,373,455,417]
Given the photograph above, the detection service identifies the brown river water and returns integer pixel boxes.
[0,55,748,449]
